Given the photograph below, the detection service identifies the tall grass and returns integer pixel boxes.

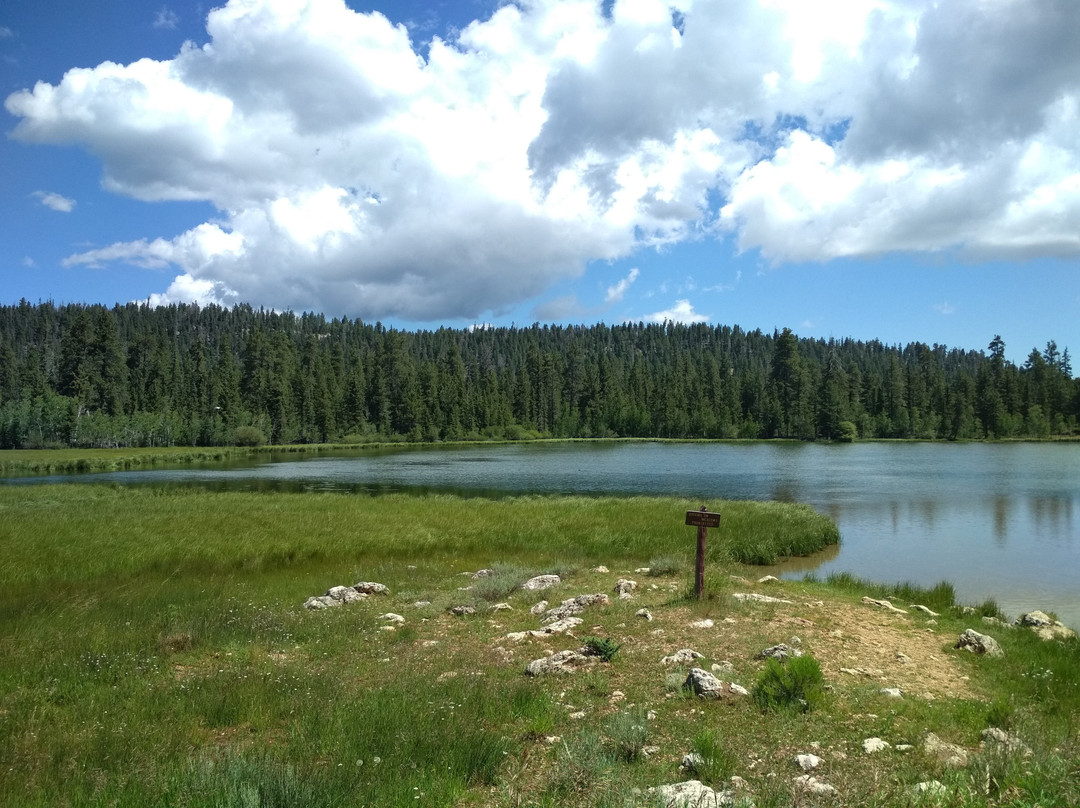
[0,486,839,590]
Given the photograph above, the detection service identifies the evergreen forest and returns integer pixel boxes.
[0,300,1076,449]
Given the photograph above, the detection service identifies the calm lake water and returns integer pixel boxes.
[11,441,1080,629]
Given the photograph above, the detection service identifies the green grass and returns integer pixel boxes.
[1,483,1077,806]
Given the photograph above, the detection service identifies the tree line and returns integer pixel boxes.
[0,300,1076,449]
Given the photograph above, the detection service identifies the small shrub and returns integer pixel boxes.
[752,654,825,714]
[582,636,622,662]
[647,555,684,577]
[547,730,612,798]
[604,707,649,763]
[688,730,737,785]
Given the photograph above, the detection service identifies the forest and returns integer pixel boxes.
[0,300,1076,449]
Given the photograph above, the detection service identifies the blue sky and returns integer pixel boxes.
[3,0,1079,366]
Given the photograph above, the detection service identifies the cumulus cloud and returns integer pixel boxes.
[934,302,956,316]
[644,299,708,325]
[6,0,1080,319]
[605,267,639,302]
[32,191,76,212]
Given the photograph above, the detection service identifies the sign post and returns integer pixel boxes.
[685,506,721,599]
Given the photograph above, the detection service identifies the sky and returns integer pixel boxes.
[2,0,1079,366]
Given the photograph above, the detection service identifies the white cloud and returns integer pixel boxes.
[644,299,708,325]
[153,7,180,30]
[6,0,1080,320]
[605,267,639,302]
[934,302,956,315]
[32,191,76,212]
[23,256,36,268]
[0,26,13,39]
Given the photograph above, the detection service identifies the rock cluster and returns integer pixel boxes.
[304,581,389,610]
[1016,610,1077,641]
[541,593,610,623]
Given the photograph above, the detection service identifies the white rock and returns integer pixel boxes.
[635,567,651,574]
[471,569,494,578]
[379,613,405,623]
[614,578,637,597]
[662,648,703,666]
[326,585,364,603]
[592,565,609,573]
[413,600,431,607]
[636,608,653,621]
[711,661,735,674]
[525,649,595,676]
[923,733,969,768]
[757,575,780,584]
[732,593,793,605]
[522,574,561,591]
[542,593,610,623]
[530,600,549,616]
[758,643,802,661]
[795,753,822,771]
[793,775,837,796]
[680,752,705,772]
[449,605,476,616]
[491,602,513,612]
[689,619,715,629]
[683,667,747,700]
[649,780,740,807]
[880,687,904,698]
[910,604,940,617]
[304,596,336,610]
[862,737,891,754]
[861,596,907,614]
[353,582,389,596]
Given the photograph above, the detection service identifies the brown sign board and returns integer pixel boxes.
[685,510,721,528]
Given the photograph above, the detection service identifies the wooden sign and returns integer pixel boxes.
[685,510,721,528]
[687,506,720,599]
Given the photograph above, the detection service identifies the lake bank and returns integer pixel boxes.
[1,487,1076,806]
[7,440,1078,630]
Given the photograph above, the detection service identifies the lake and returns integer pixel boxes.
[10,441,1080,629]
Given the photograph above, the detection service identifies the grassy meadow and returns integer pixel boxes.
[1,481,1078,806]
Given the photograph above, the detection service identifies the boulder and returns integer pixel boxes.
[614,578,637,599]
[923,732,969,768]
[1016,611,1077,641]
[522,574,561,591]
[524,648,594,676]
[683,668,746,701]
[689,619,715,629]
[862,737,890,754]
[542,593,610,623]
[529,600,549,616]
[793,775,837,796]
[980,727,1032,757]
[861,596,907,614]
[304,596,340,610]
[955,628,1004,658]
[732,592,793,605]
[378,613,405,623]
[757,643,802,661]
[353,582,389,596]
[326,585,365,603]
[648,780,741,807]
[505,616,583,641]
[662,648,704,666]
